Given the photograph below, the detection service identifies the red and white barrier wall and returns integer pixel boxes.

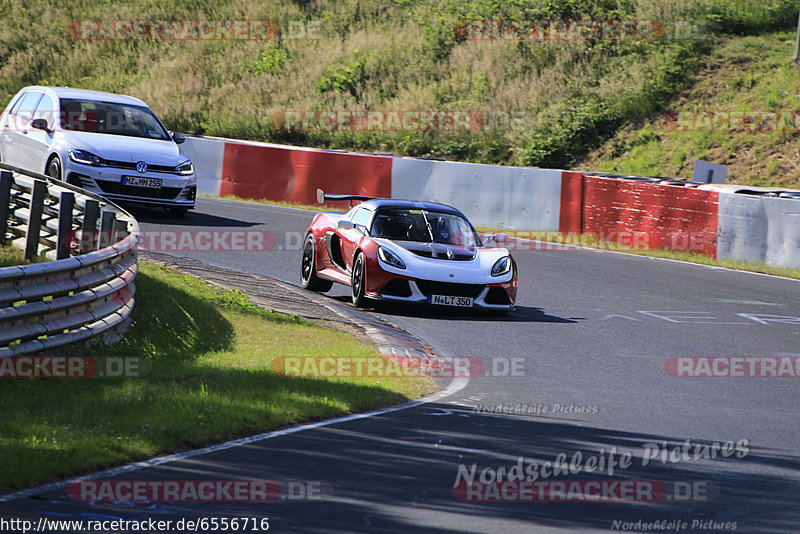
[182,135,800,269]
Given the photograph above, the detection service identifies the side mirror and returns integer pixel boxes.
[171,132,186,144]
[31,118,51,133]
[481,233,508,246]
[337,219,355,231]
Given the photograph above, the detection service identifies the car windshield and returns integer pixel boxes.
[370,208,479,246]
[59,98,171,140]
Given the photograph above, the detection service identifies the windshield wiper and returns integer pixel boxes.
[420,210,435,242]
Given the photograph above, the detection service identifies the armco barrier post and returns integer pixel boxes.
[98,209,116,249]
[0,170,11,245]
[113,218,128,243]
[25,180,47,261]
[82,198,100,252]
[56,190,75,260]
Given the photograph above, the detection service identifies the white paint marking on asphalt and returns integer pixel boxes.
[598,314,641,322]
[371,437,491,454]
[709,298,777,306]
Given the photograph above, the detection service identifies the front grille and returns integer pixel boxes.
[105,160,177,173]
[380,279,412,297]
[409,250,475,261]
[96,181,182,199]
[484,287,510,305]
[415,279,483,298]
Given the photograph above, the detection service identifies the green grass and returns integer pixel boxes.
[0,262,435,492]
[0,245,49,267]
[0,246,28,267]
[0,0,796,177]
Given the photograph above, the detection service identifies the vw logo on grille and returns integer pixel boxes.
[136,161,148,173]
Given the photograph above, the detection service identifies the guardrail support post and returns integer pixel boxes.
[82,199,100,252]
[56,190,75,259]
[0,170,12,245]
[25,180,47,261]
[98,209,116,249]
[112,218,129,244]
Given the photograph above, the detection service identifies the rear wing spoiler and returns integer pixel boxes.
[316,188,377,207]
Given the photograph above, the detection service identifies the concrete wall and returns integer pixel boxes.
[180,136,225,196]
[718,192,800,268]
[391,158,562,230]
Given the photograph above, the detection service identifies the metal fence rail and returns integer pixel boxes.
[0,163,139,356]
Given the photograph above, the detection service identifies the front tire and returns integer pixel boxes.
[47,157,62,181]
[301,233,333,292]
[351,251,369,308]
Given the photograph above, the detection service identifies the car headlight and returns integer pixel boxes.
[68,149,108,166]
[378,246,406,269]
[175,160,194,175]
[491,256,512,277]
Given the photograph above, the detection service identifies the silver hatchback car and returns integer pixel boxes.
[0,86,196,215]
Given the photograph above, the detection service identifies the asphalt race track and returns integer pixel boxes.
[3,196,798,533]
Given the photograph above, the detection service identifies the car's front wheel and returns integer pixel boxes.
[47,157,61,181]
[301,233,333,292]
[351,251,369,308]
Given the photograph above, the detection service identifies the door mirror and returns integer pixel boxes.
[337,219,355,231]
[31,118,51,132]
[171,132,186,144]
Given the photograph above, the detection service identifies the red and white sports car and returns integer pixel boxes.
[300,192,517,311]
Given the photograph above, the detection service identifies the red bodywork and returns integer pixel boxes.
[306,212,412,296]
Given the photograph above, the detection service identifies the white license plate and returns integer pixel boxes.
[428,294,473,307]
[124,176,162,188]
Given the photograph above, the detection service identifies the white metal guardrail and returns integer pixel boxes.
[0,163,139,356]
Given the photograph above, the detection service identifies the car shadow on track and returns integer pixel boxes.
[129,206,261,227]
[326,297,579,323]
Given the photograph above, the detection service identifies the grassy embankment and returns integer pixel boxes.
[578,31,800,189]
[0,261,435,492]
[0,0,797,184]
